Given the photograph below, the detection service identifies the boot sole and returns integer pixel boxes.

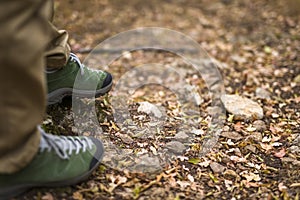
[0,140,104,199]
[47,82,112,105]
[0,165,99,199]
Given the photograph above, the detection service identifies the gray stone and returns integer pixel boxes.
[245,145,256,153]
[165,141,186,154]
[137,102,163,118]
[191,129,205,136]
[255,87,271,99]
[221,94,264,120]
[253,120,267,132]
[174,131,190,142]
[210,162,226,173]
[221,131,243,140]
[134,154,162,173]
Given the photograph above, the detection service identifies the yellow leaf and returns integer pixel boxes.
[291,183,300,187]
[72,192,83,200]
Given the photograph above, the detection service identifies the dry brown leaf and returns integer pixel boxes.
[274,148,286,158]
[230,156,247,163]
[72,192,83,200]
[234,122,244,132]
[260,143,273,151]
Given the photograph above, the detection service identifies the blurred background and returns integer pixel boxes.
[53,0,299,51]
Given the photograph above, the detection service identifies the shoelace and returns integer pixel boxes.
[70,53,85,76]
[69,53,103,76]
[38,127,93,159]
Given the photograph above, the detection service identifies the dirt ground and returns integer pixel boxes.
[16,0,300,199]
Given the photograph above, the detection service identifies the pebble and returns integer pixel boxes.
[191,129,205,136]
[221,94,264,120]
[245,144,256,153]
[165,141,186,154]
[134,154,162,173]
[174,131,191,142]
[221,131,243,140]
[255,87,270,99]
[137,102,163,118]
[210,162,226,173]
[253,120,267,132]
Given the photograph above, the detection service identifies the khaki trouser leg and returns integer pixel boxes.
[45,0,71,69]
[0,0,53,173]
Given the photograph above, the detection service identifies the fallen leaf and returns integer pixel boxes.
[270,124,283,134]
[230,156,247,163]
[72,192,83,200]
[234,122,243,132]
[188,158,201,165]
[198,160,211,167]
[187,174,195,182]
[278,182,288,192]
[274,148,286,158]
[290,183,300,187]
[209,173,219,183]
[260,143,273,151]
[177,180,190,188]
[242,172,261,182]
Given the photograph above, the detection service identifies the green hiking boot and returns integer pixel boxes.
[0,128,104,199]
[47,53,113,105]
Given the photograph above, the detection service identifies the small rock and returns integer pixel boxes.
[231,54,247,63]
[245,145,256,153]
[207,106,224,117]
[191,129,205,136]
[253,120,267,132]
[255,87,270,99]
[119,134,134,144]
[165,141,186,154]
[210,162,226,173]
[221,131,243,140]
[221,156,231,164]
[137,102,163,118]
[271,113,280,118]
[221,94,264,120]
[134,154,162,173]
[223,126,230,132]
[174,131,190,142]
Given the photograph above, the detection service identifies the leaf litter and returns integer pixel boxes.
[19,0,300,199]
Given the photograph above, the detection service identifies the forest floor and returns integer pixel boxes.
[16,0,299,199]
